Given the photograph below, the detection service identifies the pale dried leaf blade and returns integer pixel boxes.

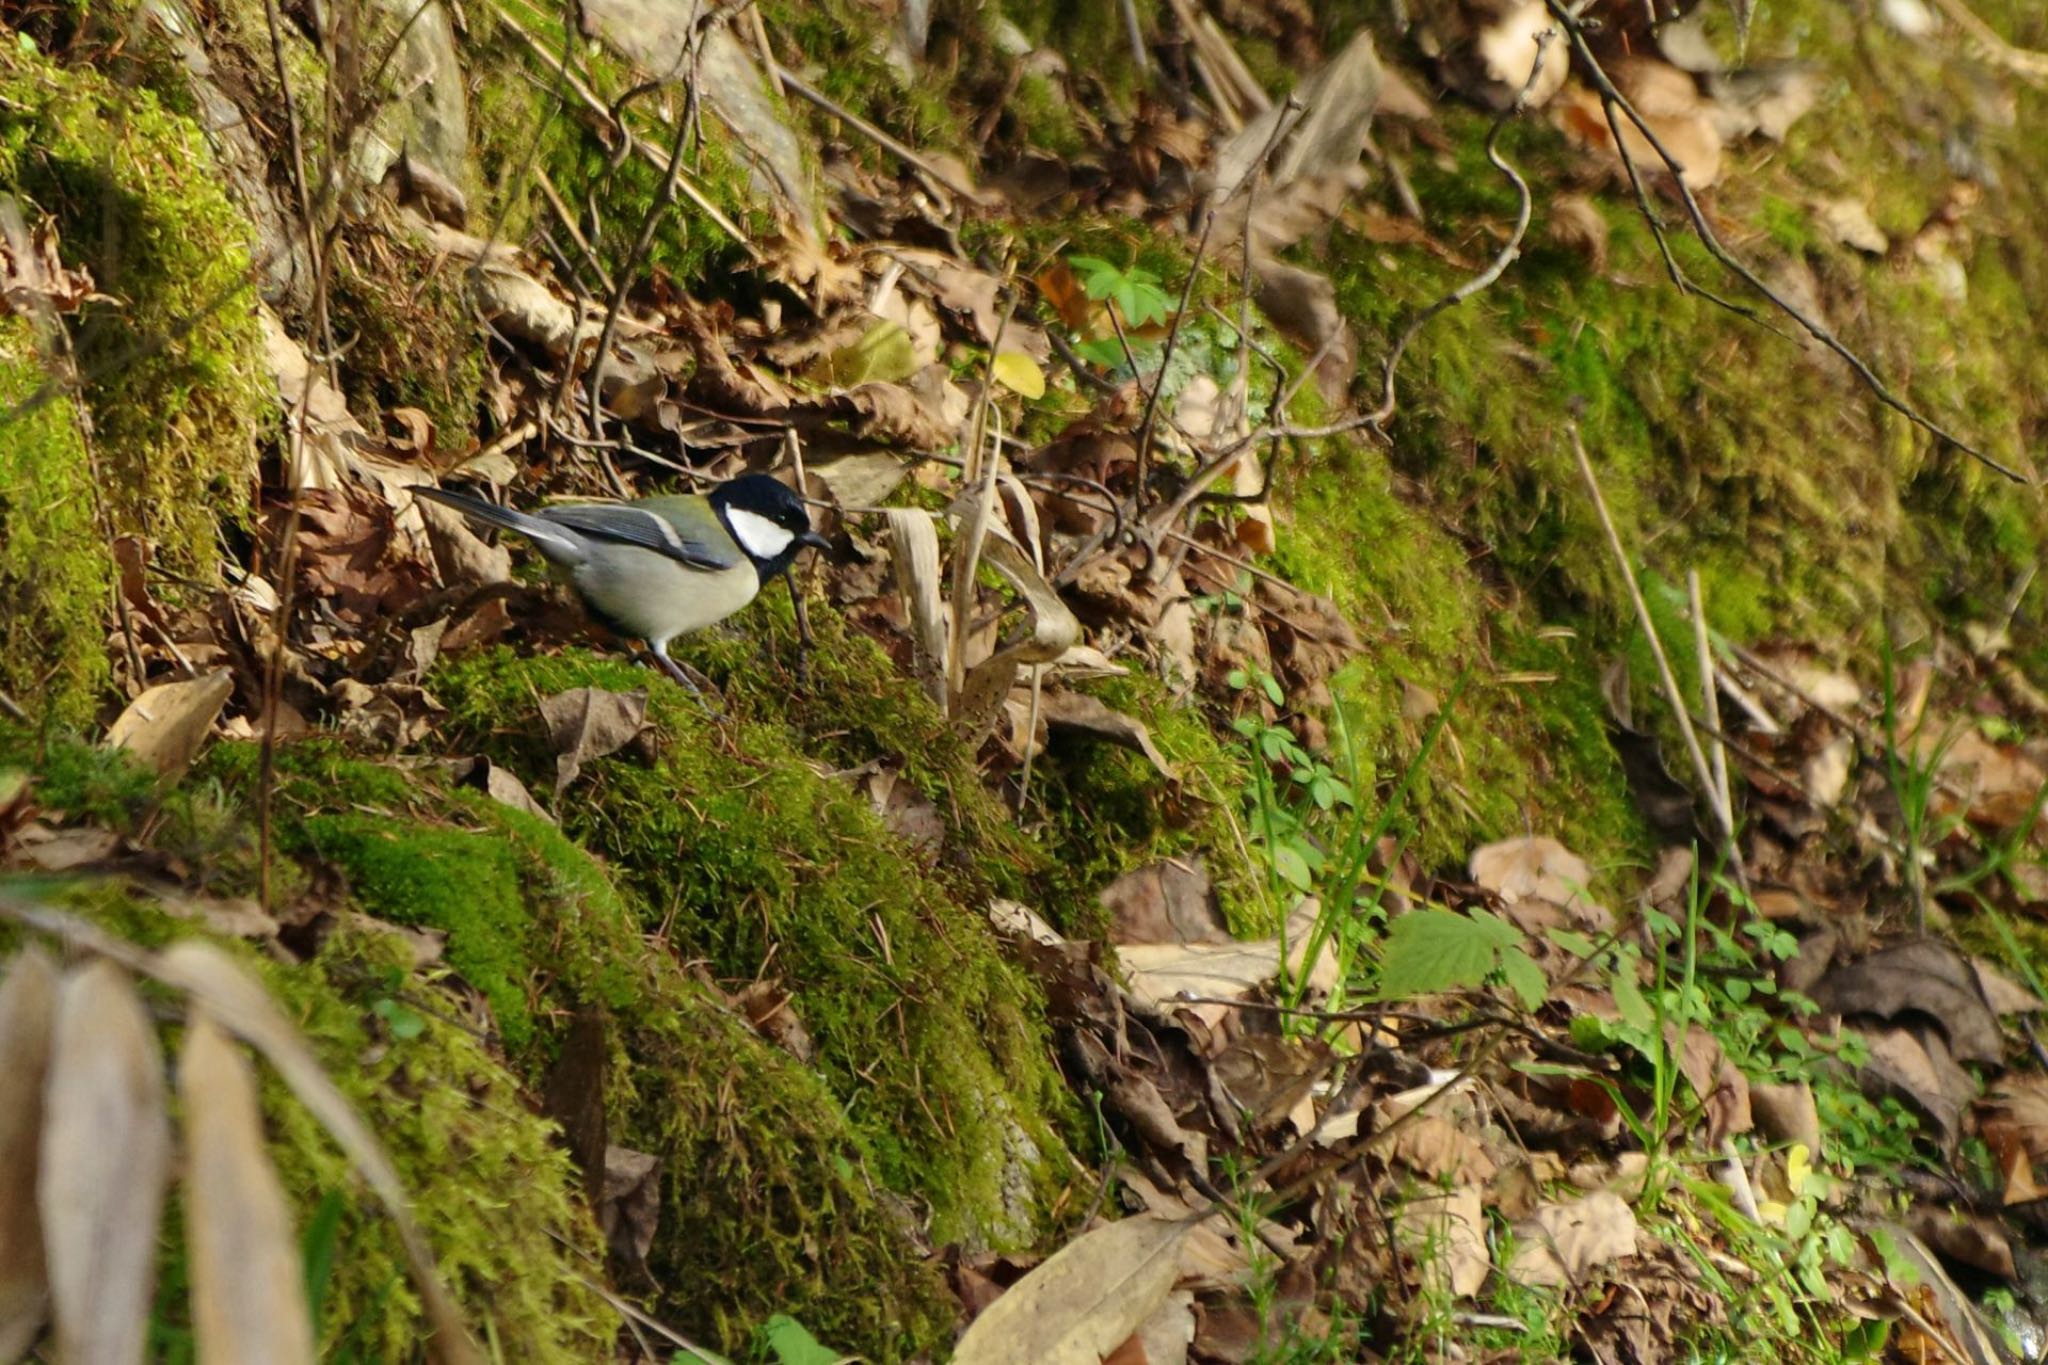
[148,942,484,1365]
[180,1014,316,1365]
[0,948,59,1363]
[41,960,170,1365]
[952,1214,1197,1365]
[884,508,950,707]
[954,531,1081,738]
[103,669,233,779]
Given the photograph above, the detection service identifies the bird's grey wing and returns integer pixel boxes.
[537,502,742,571]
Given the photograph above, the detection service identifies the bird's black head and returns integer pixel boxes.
[710,474,829,576]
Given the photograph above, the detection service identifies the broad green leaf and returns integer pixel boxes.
[1272,844,1313,893]
[1377,910,1507,1000]
[1545,927,1597,960]
[1072,337,1125,367]
[757,1314,840,1365]
[1610,954,1656,1036]
[809,320,918,387]
[1498,947,1548,1010]
[991,350,1046,398]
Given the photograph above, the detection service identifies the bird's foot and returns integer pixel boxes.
[640,649,726,719]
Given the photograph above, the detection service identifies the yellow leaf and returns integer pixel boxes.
[991,350,1046,399]
[1785,1142,1812,1196]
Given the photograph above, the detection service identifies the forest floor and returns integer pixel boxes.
[8,0,2048,1361]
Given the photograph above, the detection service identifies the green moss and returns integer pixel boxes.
[758,0,966,152]
[469,0,781,293]
[1027,672,1264,935]
[1009,70,1086,158]
[1004,0,1158,108]
[427,647,1072,1252]
[129,729,972,1358]
[0,41,265,582]
[0,318,108,723]
[3,860,613,1361]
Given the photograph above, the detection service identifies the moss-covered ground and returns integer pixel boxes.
[13,0,2048,1355]
[0,39,267,722]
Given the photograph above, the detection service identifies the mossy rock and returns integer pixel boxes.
[424,640,1077,1243]
[7,721,979,1357]
[0,317,108,724]
[0,40,265,584]
[0,735,613,1362]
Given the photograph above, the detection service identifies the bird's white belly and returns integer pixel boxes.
[571,556,761,647]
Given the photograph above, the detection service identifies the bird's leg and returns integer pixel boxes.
[785,570,814,685]
[646,642,724,717]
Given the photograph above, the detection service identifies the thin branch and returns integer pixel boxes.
[769,67,984,203]
[1572,427,1743,873]
[588,0,711,453]
[1131,204,1220,509]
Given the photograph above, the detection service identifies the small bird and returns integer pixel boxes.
[414,474,829,689]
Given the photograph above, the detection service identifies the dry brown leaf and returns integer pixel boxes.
[1971,959,2043,1015]
[1558,82,1723,191]
[1101,861,1228,947]
[181,1014,316,1365]
[41,961,170,1365]
[597,1145,663,1273]
[1397,1187,1489,1296]
[1906,1204,2015,1281]
[1930,728,2048,830]
[821,381,955,449]
[1750,1079,1821,1152]
[1507,1190,1638,1288]
[1383,1113,1498,1185]
[954,531,1081,741]
[1123,1289,1195,1365]
[1038,690,1176,780]
[1468,836,1613,931]
[540,687,649,797]
[1120,901,1337,1020]
[14,825,120,873]
[1548,193,1609,272]
[1674,1025,1752,1146]
[1809,940,2004,1065]
[149,941,482,1365]
[1854,1024,1976,1150]
[103,670,233,780]
[1476,0,1565,106]
[952,1214,1196,1365]
[0,949,57,1361]
[453,756,554,824]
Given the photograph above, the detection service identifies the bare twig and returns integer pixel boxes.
[1688,569,1738,864]
[1365,31,1548,429]
[1572,427,1743,875]
[588,0,711,449]
[489,1,757,253]
[1131,203,1220,508]
[768,66,984,203]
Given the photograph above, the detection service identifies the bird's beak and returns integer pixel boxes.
[798,530,831,553]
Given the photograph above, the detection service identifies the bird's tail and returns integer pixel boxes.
[412,485,587,564]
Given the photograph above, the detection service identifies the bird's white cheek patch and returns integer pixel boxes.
[728,508,796,559]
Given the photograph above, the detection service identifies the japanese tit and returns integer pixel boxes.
[414,474,828,688]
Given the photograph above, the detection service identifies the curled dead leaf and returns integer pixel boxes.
[952,1214,1197,1365]
[41,961,170,1365]
[181,1015,316,1364]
